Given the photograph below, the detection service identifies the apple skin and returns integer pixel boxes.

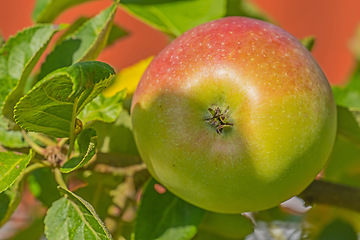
[131,17,337,213]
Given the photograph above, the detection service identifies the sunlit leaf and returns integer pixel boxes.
[33,0,97,23]
[14,61,115,138]
[79,91,126,125]
[122,0,226,37]
[38,4,118,80]
[44,187,112,240]
[0,150,34,193]
[0,24,64,124]
[61,128,97,173]
[225,0,272,22]
[301,36,315,52]
[332,63,360,109]
[134,178,205,240]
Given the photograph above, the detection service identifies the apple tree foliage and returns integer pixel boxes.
[0,0,360,239]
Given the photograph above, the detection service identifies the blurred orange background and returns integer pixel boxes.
[0,0,359,85]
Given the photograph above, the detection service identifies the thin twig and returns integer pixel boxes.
[21,130,46,155]
[21,162,47,176]
[29,133,56,146]
[93,163,147,177]
[299,179,360,212]
[54,168,68,190]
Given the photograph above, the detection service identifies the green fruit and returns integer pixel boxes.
[131,17,337,213]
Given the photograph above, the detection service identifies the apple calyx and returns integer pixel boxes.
[206,106,233,134]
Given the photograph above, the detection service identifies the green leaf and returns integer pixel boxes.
[14,61,115,138]
[38,4,118,80]
[0,177,24,227]
[27,168,61,207]
[336,106,360,144]
[317,218,357,240]
[0,120,28,148]
[197,212,253,239]
[324,106,360,188]
[0,32,4,46]
[0,24,64,124]
[225,0,272,22]
[134,178,205,240]
[57,17,90,43]
[61,128,97,173]
[106,23,128,47]
[79,90,126,125]
[44,187,113,240]
[332,63,360,109]
[122,0,226,37]
[300,36,316,52]
[11,217,45,240]
[33,0,97,23]
[0,150,34,193]
[57,19,127,49]
[93,110,139,155]
[75,171,124,220]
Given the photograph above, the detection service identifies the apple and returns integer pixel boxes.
[131,17,336,213]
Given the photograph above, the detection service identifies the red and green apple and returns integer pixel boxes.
[131,17,337,213]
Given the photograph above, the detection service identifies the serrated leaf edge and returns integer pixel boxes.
[58,187,113,239]
[1,24,66,123]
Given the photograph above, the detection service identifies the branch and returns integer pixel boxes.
[299,179,360,212]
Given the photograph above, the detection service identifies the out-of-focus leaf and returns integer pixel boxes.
[79,90,126,125]
[27,168,61,207]
[57,17,89,43]
[134,178,205,240]
[14,61,115,138]
[33,0,97,23]
[0,150,34,193]
[317,218,357,240]
[122,0,226,37]
[225,0,272,22]
[0,24,64,124]
[336,106,360,145]
[122,0,184,3]
[38,4,118,80]
[193,230,231,240]
[106,24,128,47]
[332,63,360,109]
[304,205,360,239]
[61,128,97,173]
[44,187,112,240]
[104,56,153,97]
[0,121,27,148]
[325,106,360,188]
[300,36,315,52]
[0,32,4,46]
[75,171,124,220]
[0,177,24,227]
[11,217,45,240]
[93,110,138,155]
[198,211,253,239]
